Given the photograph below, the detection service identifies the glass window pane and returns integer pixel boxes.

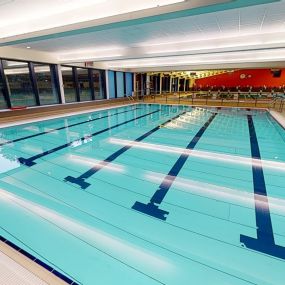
[0,90,7,109]
[77,68,91,102]
[3,60,36,107]
[116,72,124,98]
[93,70,106,100]
[62,66,77,103]
[125,72,133,96]
[34,64,60,105]
[108,71,116,99]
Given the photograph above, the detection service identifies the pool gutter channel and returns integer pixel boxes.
[269,110,285,130]
[0,235,79,285]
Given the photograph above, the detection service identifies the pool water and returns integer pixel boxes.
[0,103,284,285]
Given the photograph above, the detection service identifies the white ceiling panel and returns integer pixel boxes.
[1,0,285,71]
[9,2,278,53]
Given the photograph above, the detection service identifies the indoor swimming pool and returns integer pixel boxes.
[0,103,284,285]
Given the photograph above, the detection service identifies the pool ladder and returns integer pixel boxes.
[269,96,285,112]
[126,95,135,101]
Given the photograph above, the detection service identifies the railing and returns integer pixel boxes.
[133,90,280,108]
[270,95,285,113]
[126,95,135,101]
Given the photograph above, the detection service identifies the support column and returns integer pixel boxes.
[73,67,80,102]
[159,73,162,94]
[146,74,151,95]
[57,65,65,104]
[169,76,173,93]
[140,73,144,96]
[176,77,179,92]
[28,62,40,106]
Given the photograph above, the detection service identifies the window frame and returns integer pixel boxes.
[0,57,61,108]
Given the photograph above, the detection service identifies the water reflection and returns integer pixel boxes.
[0,153,20,174]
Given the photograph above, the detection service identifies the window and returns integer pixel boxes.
[108,71,116,99]
[62,66,77,103]
[92,69,106,100]
[125,72,133,96]
[77,68,91,102]
[34,63,59,105]
[3,60,36,107]
[116,72,124,98]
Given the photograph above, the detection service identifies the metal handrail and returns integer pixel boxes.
[269,97,279,108]
[132,89,285,111]
[126,95,135,101]
[269,95,285,112]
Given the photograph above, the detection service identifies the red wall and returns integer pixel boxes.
[195,69,285,89]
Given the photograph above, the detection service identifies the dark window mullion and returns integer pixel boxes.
[101,70,107,99]
[0,59,11,108]
[114,71,117,98]
[29,62,40,106]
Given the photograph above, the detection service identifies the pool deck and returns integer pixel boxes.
[0,241,68,285]
[0,98,136,128]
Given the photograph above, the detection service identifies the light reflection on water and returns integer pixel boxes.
[0,153,20,174]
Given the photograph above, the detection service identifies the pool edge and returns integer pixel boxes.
[0,236,79,285]
[0,102,138,129]
[269,110,285,130]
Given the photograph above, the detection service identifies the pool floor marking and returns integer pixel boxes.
[0,235,79,285]
[17,109,159,167]
[132,112,217,220]
[0,107,140,147]
[240,115,285,260]
[64,111,188,189]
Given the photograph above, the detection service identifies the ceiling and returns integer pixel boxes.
[1,0,285,71]
[0,0,227,40]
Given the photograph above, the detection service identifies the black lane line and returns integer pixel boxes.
[0,235,79,285]
[17,109,159,167]
[240,115,285,260]
[0,107,140,147]
[64,111,188,189]
[132,112,217,220]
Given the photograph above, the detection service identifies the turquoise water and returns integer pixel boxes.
[0,103,284,285]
